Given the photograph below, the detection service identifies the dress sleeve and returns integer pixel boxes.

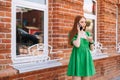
[86,31,92,36]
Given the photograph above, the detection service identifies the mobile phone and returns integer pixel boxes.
[78,23,83,31]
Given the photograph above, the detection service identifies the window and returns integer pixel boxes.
[12,0,48,63]
[16,6,44,56]
[12,0,62,73]
[11,0,62,73]
[83,0,97,42]
[84,0,108,59]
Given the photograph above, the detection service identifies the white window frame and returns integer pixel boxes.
[11,0,48,63]
[84,0,97,43]
[84,0,109,60]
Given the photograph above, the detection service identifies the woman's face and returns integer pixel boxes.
[79,17,86,29]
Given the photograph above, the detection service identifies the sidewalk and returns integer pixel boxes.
[112,76,120,80]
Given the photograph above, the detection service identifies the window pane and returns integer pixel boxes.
[16,6,44,56]
[23,0,46,5]
[84,0,96,14]
[86,19,95,40]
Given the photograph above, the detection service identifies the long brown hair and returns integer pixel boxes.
[68,15,86,45]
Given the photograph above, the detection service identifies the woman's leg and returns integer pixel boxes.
[72,76,81,80]
[81,77,90,80]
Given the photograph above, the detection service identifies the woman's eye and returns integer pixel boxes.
[80,21,86,23]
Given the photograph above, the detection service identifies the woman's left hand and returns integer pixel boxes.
[86,36,93,43]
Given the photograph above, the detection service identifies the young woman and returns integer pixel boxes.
[67,15,96,80]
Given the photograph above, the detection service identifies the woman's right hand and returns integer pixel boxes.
[86,36,93,42]
[77,24,82,37]
[77,24,81,33]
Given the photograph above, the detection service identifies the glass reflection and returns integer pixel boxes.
[16,6,44,56]
[83,0,96,15]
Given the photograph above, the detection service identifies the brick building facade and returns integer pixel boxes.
[0,0,120,80]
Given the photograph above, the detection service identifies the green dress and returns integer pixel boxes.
[67,32,96,76]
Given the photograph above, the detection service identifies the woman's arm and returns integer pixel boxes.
[85,32,94,51]
[86,32,94,43]
[87,36,94,51]
[72,23,83,48]
[87,36,94,43]
[73,32,81,48]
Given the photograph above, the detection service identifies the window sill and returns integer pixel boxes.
[12,60,62,73]
[92,53,109,60]
[93,53,120,62]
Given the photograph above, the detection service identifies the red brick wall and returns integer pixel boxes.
[97,0,118,53]
[48,0,84,60]
[92,55,120,80]
[0,0,12,70]
[48,0,83,48]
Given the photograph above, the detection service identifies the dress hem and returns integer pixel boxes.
[67,73,96,77]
